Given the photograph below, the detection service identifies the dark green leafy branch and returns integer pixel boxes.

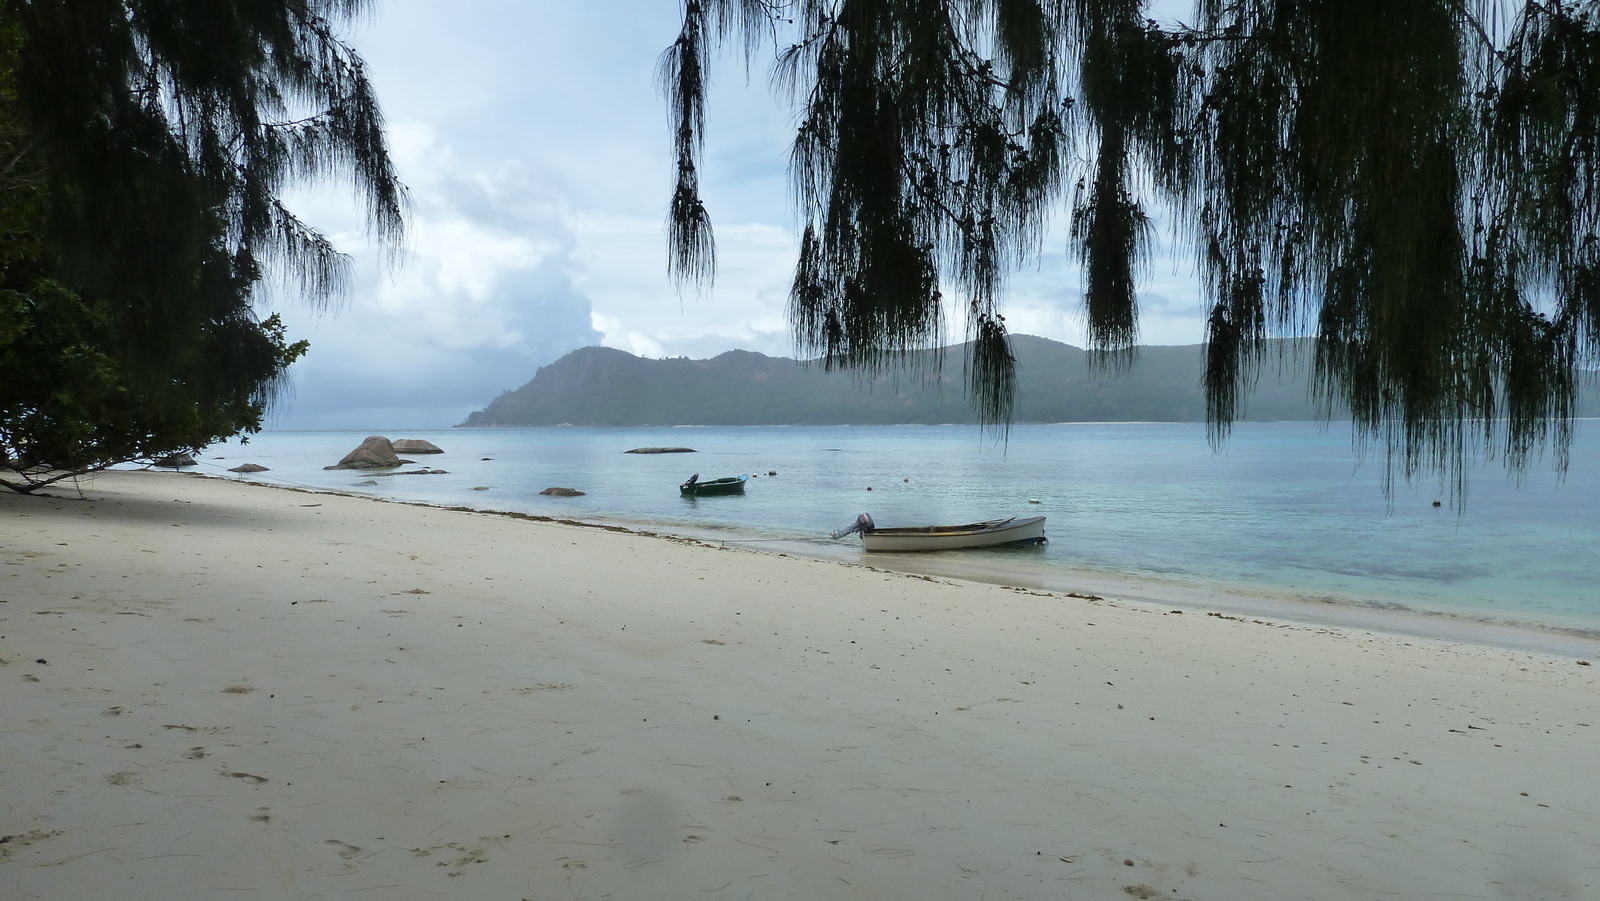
[0,1,403,492]
[664,0,1600,502]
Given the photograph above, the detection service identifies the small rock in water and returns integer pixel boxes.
[624,446,696,454]
[1432,499,1442,507]
[540,487,586,497]
[1028,498,1040,504]
[356,480,378,486]
[472,486,490,491]
[768,470,777,476]
[228,463,270,473]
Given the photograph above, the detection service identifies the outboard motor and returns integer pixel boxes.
[684,473,699,486]
[830,513,875,540]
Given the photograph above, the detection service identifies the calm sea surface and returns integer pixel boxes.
[186,423,1600,634]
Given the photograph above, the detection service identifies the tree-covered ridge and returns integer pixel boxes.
[663,0,1600,499]
[460,336,1364,427]
[0,1,403,493]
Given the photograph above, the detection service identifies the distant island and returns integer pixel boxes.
[459,335,1353,427]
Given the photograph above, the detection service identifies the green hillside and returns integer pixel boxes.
[459,336,1347,427]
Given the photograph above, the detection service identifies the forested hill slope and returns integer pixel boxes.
[459,336,1351,427]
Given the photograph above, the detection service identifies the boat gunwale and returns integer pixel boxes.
[860,516,1046,552]
[867,516,1038,538]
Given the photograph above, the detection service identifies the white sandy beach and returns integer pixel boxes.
[2,470,1597,900]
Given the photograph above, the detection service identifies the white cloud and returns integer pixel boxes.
[271,126,602,429]
[265,1,1215,428]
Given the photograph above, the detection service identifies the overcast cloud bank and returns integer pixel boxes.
[268,0,1205,429]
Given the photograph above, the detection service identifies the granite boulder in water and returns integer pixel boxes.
[392,439,444,455]
[539,487,586,497]
[325,436,400,470]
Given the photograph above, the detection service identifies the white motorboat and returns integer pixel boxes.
[832,514,1047,552]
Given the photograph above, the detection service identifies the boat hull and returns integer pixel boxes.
[679,476,747,496]
[861,516,1046,552]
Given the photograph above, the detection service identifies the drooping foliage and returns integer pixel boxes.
[663,0,1600,498]
[0,1,403,492]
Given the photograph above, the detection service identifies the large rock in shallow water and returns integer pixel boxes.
[392,439,444,454]
[324,436,400,470]
[228,463,270,473]
[624,446,696,454]
[540,486,586,497]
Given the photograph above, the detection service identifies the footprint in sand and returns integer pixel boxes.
[183,747,206,760]
[250,809,271,823]
[104,772,142,785]
[324,839,362,859]
[226,772,268,785]
[222,685,255,694]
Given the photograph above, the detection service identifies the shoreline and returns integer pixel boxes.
[160,421,1600,649]
[155,467,1600,657]
[3,469,1597,899]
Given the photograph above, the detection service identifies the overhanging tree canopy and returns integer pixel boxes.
[663,0,1600,498]
[0,0,404,492]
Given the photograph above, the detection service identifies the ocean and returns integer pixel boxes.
[177,422,1600,638]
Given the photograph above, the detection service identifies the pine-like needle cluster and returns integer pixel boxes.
[664,0,1600,499]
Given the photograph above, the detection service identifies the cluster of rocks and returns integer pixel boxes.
[152,453,197,468]
[326,436,401,470]
[322,437,587,499]
[150,452,275,473]
[154,439,447,475]
[144,436,757,502]
[325,436,444,471]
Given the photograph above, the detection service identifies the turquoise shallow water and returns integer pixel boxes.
[189,422,1600,632]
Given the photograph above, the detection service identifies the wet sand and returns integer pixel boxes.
[2,470,1597,899]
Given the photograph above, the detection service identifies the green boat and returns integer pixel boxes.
[679,473,747,496]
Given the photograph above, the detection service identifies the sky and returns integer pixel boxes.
[271,0,1208,429]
